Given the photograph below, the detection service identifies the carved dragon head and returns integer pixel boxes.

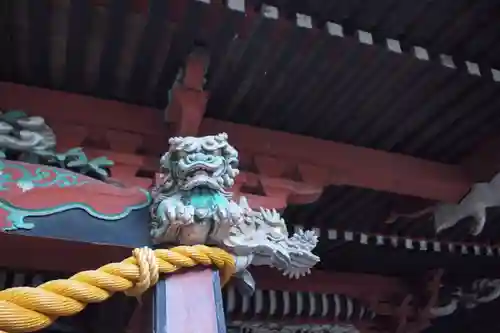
[224,198,319,279]
[157,133,239,194]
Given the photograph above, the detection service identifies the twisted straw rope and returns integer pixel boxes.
[0,245,235,333]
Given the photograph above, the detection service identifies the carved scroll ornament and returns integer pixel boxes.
[430,278,500,318]
[433,173,500,236]
[0,110,114,180]
[386,174,500,236]
[150,133,320,293]
[0,110,56,153]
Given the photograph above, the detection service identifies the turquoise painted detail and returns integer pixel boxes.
[2,110,27,123]
[187,188,228,209]
[0,160,151,231]
[0,159,90,191]
[0,171,13,191]
[0,191,151,232]
[182,188,229,221]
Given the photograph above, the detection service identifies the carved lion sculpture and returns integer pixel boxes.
[150,133,320,293]
[150,133,242,245]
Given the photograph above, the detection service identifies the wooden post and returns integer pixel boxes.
[154,268,226,333]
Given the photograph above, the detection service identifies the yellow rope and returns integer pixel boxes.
[0,245,235,333]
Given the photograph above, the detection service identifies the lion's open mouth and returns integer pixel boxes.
[181,166,222,191]
[185,163,213,174]
[182,175,222,191]
[185,168,210,181]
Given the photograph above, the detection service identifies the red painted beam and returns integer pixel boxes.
[0,232,132,273]
[167,86,208,137]
[200,119,472,202]
[182,50,208,91]
[249,266,409,303]
[0,232,410,296]
[0,83,165,135]
[461,134,500,182]
[3,234,426,332]
[0,82,472,202]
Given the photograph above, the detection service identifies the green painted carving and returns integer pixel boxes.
[180,188,231,219]
[0,110,114,180]
[1,110,29,124]
[36,147,114,180]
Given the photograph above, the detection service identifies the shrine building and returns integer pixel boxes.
[1,1,500,333]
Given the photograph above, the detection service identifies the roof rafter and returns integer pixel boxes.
[92,0,500,83]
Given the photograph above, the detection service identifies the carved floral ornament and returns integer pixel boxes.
[150,133,320,291]
[0,110,114,179]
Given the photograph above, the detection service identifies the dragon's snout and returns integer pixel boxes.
[277,246,320,279]
[272,248,292,270]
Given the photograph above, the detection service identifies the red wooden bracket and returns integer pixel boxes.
[183,50,209,91]
[167,87,208,137]
[109,164,140,180]
[254,156,290,178]
[50,122,88,149]
[165,50,210,136]
[105,130,143,153]
[248,156,325,204]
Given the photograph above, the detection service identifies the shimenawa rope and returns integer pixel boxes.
[0,244,235,333]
